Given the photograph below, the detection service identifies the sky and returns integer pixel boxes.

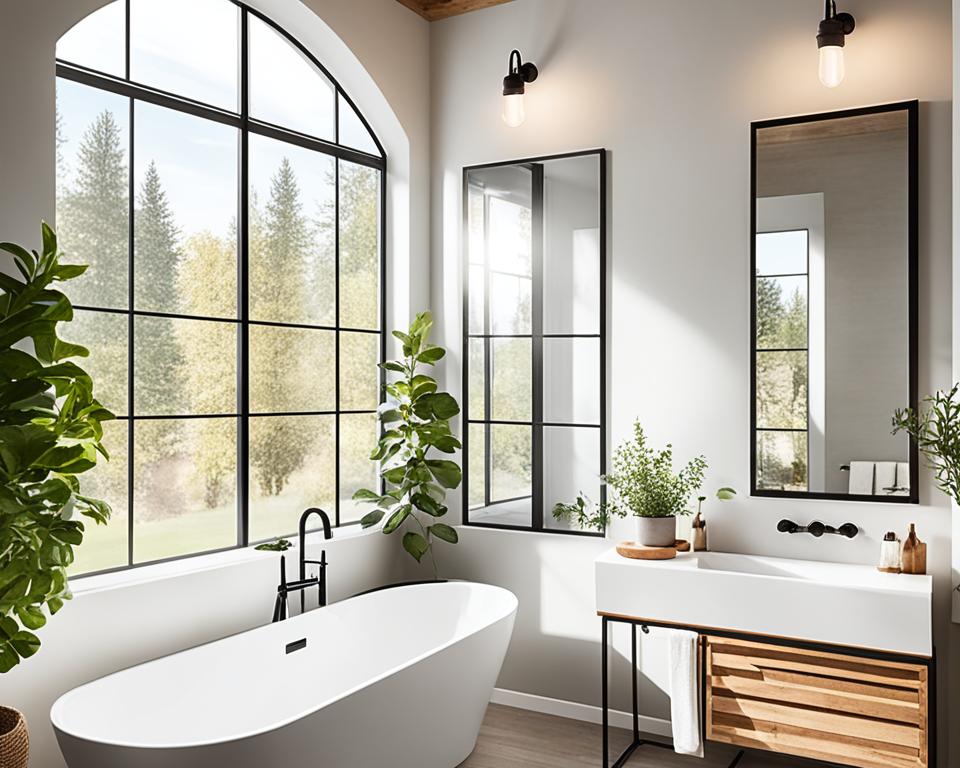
[56,0,379,240]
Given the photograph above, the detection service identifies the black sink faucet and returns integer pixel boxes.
[777,519,859,538]
[298,507,332,613]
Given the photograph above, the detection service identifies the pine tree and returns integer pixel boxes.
[249,158,317,497]
[57,109,128,308]
[135,161,181,314]
[130,163,186,514]
[134,162,185,419]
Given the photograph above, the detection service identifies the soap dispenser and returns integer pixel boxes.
[692,495,707,551]
[901,523,927,575]
[877,531,900,573]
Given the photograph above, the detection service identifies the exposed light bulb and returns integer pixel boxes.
[818,45,845,88]
[502,92,525,127]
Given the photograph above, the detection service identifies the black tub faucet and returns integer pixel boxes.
[298,507,333,613]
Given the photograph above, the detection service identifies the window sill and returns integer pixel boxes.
[70,524,375,597]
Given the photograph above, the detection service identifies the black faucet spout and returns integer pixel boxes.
[298,508,332,613]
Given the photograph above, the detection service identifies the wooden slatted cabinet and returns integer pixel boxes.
[704,636,928,768]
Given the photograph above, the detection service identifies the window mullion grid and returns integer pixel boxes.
[482,193,492,509]
[126,87,135,568]
[530,164,544,532]
[237,6,250,548]
[334,157,341,527]
[60,2,387,573]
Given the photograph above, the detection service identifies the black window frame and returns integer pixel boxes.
[753,228,811,493]
[56,0,387,577]
[461,148,607,537]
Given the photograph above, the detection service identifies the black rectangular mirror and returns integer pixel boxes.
[461,149,606,533]
[751,102,918,503]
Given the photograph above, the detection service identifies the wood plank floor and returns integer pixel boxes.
[463,704,827,768]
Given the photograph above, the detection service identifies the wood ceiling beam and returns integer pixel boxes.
[395,0,514,22]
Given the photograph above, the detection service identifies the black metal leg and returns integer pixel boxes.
[602,616,608,767]
[727,750,746,768]
[631,623,639,744]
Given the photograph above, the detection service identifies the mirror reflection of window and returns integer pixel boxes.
[755,230,810,492]
[463,151,605,533]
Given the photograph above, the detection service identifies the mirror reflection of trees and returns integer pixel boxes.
[756,272,808,491]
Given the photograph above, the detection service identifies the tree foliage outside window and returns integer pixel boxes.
[53,0,384,574]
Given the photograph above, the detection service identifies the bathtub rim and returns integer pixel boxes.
[50,580,517,751]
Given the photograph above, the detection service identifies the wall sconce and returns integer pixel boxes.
[817,0,855,87]
[502,49,538,127]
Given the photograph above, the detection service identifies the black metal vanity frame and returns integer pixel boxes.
[748,100,920,504]
[600,613,936,768]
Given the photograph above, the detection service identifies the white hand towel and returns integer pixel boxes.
[875,462,897,495]
[848,461,874,495]
[896,462,911,495]
[668,629,703,757]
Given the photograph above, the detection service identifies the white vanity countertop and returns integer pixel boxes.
[595,548,933,657]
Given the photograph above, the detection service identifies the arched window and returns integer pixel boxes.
[55,0,385,576]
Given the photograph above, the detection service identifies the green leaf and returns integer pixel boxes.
[417,346,445,365]
[0,644,19,673]
[16,606,46,631]
[425,459,462,489]
[432,435,462,454]
[402,531,429,562]
[422,392,459,420]
[380,361,406,373]
[383,466,407,484]
[360,509,386,528]
[254,538,292,552]
[428,523,458,544]
[383,504,411,534]
[351,488,381,503]
[411,492,446,517]
[10,630,40,659]
[716,487,737,501]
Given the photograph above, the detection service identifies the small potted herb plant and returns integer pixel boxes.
[604,421,707,546]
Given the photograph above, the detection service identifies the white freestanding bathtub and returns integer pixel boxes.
[51,581,517,768]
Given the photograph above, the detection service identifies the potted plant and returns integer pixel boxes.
[893,385,960,504]
[0,224,113,765]
[353,311,461,579]
[604,421,707,546]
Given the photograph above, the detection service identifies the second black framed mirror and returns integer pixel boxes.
[750,101,918,503]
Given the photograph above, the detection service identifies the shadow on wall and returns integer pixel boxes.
[435,526,671,721]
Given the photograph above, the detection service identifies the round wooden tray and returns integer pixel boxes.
[616,540,689,560]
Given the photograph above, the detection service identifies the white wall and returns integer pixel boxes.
[429,0,955,763]
[0,1,429,765]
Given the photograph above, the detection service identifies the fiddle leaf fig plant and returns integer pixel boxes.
[354,311,461,578]
[0,223,113,673]
[893,384,960,505]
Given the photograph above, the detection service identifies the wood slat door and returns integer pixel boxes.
[704,637,928,768]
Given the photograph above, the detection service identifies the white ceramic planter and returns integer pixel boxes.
[636,516,676,547]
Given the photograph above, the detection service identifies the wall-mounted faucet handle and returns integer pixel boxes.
[777,519,800,534]
[837,522,859,539]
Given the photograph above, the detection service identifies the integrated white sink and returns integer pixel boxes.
[595,549,933,656]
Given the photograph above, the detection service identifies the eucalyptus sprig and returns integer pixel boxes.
[893,384,960,505]
[354,311,461,578]
[0,223,113,673]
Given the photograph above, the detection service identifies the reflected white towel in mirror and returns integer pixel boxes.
[848,461,875,495]
[875,462,897,495]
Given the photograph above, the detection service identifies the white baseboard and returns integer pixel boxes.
[490,687,672,738]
